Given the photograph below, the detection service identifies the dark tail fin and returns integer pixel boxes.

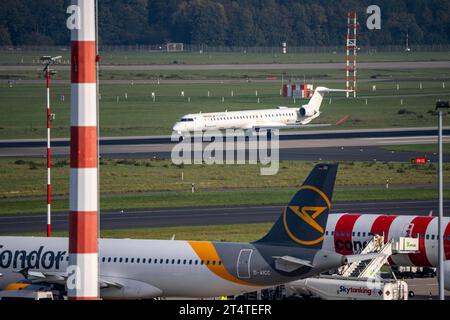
[255,163,338,249]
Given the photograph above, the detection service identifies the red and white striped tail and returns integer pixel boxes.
[68,0,99,300]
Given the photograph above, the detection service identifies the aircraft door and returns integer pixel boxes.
[237,249,253,279]
[402,223,415,237]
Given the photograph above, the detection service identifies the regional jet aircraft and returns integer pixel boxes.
[0,164,379,299]
[172,87,348,135]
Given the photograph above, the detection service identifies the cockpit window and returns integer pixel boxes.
[180,118,194,122]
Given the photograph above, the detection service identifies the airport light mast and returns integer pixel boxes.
[40,55,62,237]
[436,100,449,301]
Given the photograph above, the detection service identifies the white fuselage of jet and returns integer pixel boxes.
[172,87,347,134]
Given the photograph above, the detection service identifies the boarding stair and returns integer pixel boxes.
[340,235,393,278]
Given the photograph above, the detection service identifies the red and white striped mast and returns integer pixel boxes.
[353,12,357,98]
[346,13,350,98]
[46,69,52,237]
[68,0,99,300]
[346,11,357,98]
[40,56,61,237]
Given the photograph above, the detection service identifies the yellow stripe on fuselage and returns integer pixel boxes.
[188,241,262,287]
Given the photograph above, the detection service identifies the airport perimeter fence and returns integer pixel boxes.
[1,44,450,54]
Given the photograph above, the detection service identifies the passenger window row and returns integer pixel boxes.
[325,230,450,240]
[209,113,294,121]
[99,257,223,266]
[325,231,374,237]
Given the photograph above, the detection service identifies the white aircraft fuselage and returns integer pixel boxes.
[1,164,351,299]
[172,87,346,134]
[0,237,341,299]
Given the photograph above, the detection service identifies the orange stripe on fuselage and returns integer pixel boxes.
[188,241,261,287]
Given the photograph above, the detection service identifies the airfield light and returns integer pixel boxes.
[40,55,61,238]
[435,100,449,301]
[411,157,428,165]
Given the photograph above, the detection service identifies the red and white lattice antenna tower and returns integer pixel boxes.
[346,11,357,98]
[69,0,99,300]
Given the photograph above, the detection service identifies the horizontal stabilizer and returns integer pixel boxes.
[273,256,313,272]
[315,88,353,93]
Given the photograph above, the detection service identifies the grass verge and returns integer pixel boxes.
[382,144,450,155]
[1,159,449,199]
[19,223,273,242]
[2,51,450,66]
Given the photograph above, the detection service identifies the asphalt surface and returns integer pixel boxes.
[2,61,450,72]
[2,127,448,148]
[407,278,450,300]
[72,146,448,162]
[0,199,447,235]
[1,127,449,161]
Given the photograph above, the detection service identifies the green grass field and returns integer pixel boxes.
[3,67,450,82]
[1,80,449,139]
[1,50,450,66]
[0,187,446,216]
[1,159,447,199]
[383,144,450,155]
[18,223,273,242]
[1,158,448,215]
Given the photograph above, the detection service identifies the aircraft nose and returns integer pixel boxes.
[173,123,184,134]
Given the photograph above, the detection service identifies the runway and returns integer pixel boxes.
[0,199,446,235]
[1,127,449,161]
[2,61,450,72]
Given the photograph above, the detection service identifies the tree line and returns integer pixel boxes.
[0,0,449,47]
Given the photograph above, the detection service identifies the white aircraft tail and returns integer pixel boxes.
[306,87,351,112]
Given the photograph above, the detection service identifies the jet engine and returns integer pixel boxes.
[312,250,347,271]
[101,278,163,299]
[299,107,315,117]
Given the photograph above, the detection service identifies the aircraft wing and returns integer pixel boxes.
[12,268,164,298]
[14,269,67,284]
[253,123,332,130]
[273,256,313,272]
[15,268,123,289]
